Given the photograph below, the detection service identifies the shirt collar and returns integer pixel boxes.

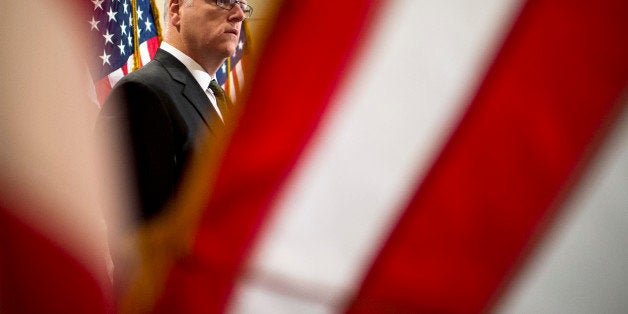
[160,42,215,90]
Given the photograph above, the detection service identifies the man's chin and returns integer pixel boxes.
[221,47,237,59]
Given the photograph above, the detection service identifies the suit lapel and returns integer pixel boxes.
[153,49,221,132]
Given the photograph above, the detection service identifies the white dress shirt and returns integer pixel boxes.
[160,42,224,122]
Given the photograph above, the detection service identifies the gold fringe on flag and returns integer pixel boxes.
[225,55,232,99]
[149,0,163,42]
[131,0,141,71]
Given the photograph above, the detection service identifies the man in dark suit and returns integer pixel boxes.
[98,0,253,222]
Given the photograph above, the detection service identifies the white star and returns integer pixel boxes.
[103,30,114,45]
[238,40,244,50]
[99,50,111,65]
[118,42,126,55]
[128,33,133,46]
[107,7,117,22]
[144,20,153,32]
[92,0,104,11]
[120,21,127,35]
[123,0,129,14]
[221,63,227,74]
[88,16,100,31]
[136,7,144,20]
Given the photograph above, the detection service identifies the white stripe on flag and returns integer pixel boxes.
[496,96,628,313]
[107,68,125,90]
[235,61,244,91]
[140,41,151,67]
[229,70,236,101]
[126,54,135,74]
[229,0,523,312]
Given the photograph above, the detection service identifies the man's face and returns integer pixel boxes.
[178,0,245,64]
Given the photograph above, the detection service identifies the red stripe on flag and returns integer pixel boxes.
[153,0,385,312]
[0,201,113,313]
[146,36,160,59]
[95,77,112,107]
[122,61,130,76]
[346,0,628,312]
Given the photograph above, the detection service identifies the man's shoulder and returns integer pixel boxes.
[118,59,169,86]
[104,58,174,109]
[114,49,190,91]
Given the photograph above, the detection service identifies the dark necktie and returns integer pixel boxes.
[208,79,229,120]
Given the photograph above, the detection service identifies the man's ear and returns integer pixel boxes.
[169,0,181,26]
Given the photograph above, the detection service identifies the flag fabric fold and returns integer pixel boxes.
[347,0,628,311]
[148,0,628,313]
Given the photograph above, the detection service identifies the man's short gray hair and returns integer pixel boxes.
[163,0,194,32]
[164,0,194,22]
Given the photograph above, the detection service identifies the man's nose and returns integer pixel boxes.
[228,3,245,22]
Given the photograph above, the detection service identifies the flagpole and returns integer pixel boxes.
[131,0,141,71]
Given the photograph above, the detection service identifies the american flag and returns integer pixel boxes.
[88,0,161,105]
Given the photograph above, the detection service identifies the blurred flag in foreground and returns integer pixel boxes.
[88,0,162,105]
[130,0,628,313]
[0,0,128,312]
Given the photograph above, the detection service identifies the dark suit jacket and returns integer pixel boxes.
[98,49,222,221]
